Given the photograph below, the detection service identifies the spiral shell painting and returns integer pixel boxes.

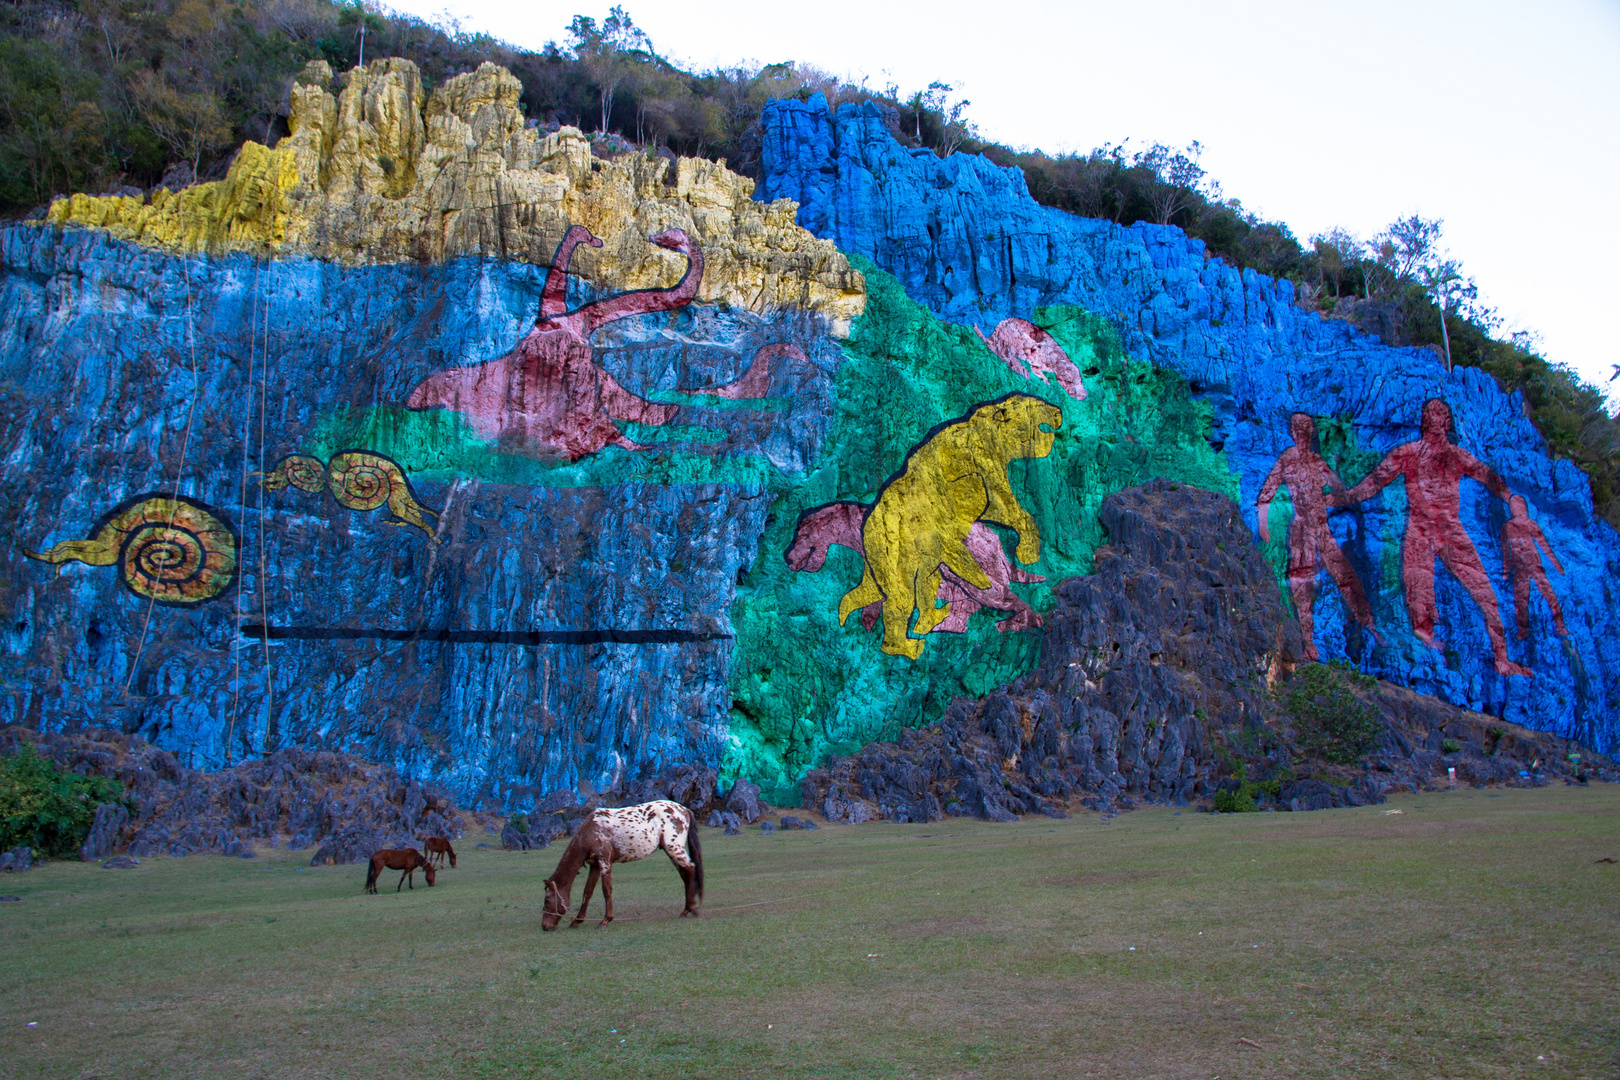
[261,454,327,493]
[25,494,238,605]
[262,448,437,539]
[327,449,437,536]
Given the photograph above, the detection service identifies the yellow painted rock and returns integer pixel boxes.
[42,59,865,334]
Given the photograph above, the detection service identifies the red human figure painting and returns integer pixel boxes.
[975,318,1087,400]
[1333,399,1531,677]
[1502,494,1567,639]
[405,225,798,460]
[1255,412,1377,661]
[785,501,1045,633]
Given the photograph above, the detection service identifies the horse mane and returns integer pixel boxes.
[544,828,591,894]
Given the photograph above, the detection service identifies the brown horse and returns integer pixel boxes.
[421,836,457,868]
[541,800,702,930]
[364,848,437,894]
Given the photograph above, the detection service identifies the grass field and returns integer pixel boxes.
[1,786,1616,1080]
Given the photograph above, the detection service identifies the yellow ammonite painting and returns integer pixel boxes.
[261,454,327,493]
[260,448,438,539]
[325,449,438,537]
[25,494,238,605]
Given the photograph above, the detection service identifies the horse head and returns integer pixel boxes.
[541,878,569,931]
[422,861,437,887]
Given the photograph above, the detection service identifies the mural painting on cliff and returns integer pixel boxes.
[263,450,438,539]
[759,94,1616,748]
[788,393,1061,660]
[1328,399,1534,677]
[403,225,804,461]
[726,266,1238,793]
[7,63,1616,820]
[25,494,239,606]
[1256,412,1380,662]
[1503,494,1567,641]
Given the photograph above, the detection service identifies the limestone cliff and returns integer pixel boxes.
[43,59,864,334]
[3,65,1614,816]
[760,95,1619,752]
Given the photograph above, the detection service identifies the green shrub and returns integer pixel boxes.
[1213,764,1259,813]
[0,742,124,857]
[1278,661,1383,765]
[1441,738,1462,755]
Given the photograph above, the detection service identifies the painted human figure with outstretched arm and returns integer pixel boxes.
[1502,494,1567,639]
[406,225,799,460]
[1332,399,1531,676]
[1255,412,1377,661]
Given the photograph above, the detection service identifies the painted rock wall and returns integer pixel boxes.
[759,95,1618,753]
[0,61,864,807]
[3,62,1614,814]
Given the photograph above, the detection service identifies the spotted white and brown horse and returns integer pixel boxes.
[540,800,703,929]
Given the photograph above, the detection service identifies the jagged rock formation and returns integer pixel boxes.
[43,60,864,333]
[0,726,465,864]
[760,95,1618,749]
[801,481,1611,822]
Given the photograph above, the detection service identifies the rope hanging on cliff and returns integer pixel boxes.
[124,258,204,696]
[226,259,263,764]
[257,262,277,753]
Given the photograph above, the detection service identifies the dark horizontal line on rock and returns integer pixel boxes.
[240,625,731,645]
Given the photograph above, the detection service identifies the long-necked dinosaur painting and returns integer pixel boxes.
[406,225,805,460]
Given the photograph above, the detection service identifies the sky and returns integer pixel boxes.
[386,0,1620,403]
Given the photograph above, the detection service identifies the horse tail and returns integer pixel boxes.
[363,856,379,893]
[686,809,704,899]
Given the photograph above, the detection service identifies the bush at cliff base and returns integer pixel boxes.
[0,743,125,857]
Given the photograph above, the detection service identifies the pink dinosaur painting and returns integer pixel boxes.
[975,318,1086,401]
[786,500,1044,633]
[405,225,802,460]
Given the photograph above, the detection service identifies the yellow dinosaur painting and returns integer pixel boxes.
[838,393,1062,658]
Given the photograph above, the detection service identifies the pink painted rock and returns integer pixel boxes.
[406,226,700,461]
[975,318,1086,400]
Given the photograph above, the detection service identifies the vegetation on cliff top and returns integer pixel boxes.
[2,0,1614,524]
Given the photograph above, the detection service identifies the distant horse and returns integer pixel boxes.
[421,836,457,868]
[541,800,702,930]
[364,848,437,894]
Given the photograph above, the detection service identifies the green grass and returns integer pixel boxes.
[2,786,1617,1079]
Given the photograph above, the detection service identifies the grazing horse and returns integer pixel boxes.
[541,800,702,930]
[364,848,437,894]
[421,836,457,868]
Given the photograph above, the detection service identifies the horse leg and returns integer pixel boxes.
[599,868,614,926]
[667,847,698,916]
[571,865,600,927]
[398,868,409,892]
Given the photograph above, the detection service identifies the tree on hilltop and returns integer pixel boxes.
[568,6,650,136]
